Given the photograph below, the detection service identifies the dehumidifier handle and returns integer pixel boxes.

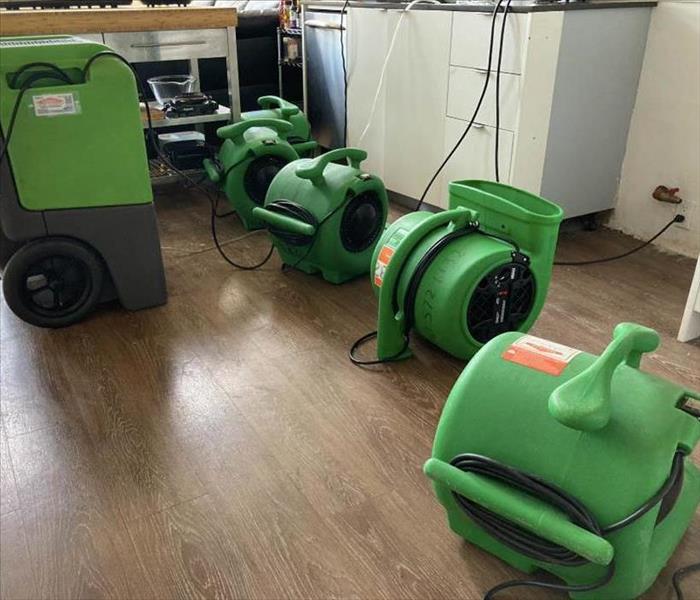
[295,148,367,184]
[549,323,659,432]
[252,207,317,237]
[217,119,293,143]
[257,95,299,118]
[423,458,614,567]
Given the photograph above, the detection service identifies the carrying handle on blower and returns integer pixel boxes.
[549,323,659,432]
[296,147,367,185]
[251,207,317,237]
[376,207,478,360]
[216,118,293,143]
[424,458,615,567]
[202,158,221,184]
[257,95,300,118]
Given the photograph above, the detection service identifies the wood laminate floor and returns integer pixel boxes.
[1,189,699,600]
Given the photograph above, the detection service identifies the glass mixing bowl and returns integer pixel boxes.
[147,74,197,105]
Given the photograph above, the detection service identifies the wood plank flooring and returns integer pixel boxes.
[1,188,699,600]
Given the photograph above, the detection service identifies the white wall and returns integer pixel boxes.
[611,1,700,258]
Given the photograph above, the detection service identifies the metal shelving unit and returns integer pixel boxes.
[277,26,303,103]
[143,102,231,129]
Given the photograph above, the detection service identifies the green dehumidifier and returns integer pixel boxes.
[241,95,316,157]
[252,148,388,284]
[0,36,166,328]
[425,323,700,599]
[352,180,563,363]
[203,119,301,231]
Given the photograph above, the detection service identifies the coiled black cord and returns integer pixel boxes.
[450,452,687,599]
[265,200,318,246]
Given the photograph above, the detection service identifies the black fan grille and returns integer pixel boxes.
[340,191,384,253]
[467,263,535,344]
[244,156,289,206]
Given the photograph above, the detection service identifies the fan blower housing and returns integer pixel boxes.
[424,323,700,599]
[241,95,316,157]
[252,148,388,284]
[203,118,299,231]
[370,181,563,361]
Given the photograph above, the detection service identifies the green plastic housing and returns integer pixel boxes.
[0,36,152,210]
[425,323,700,599]
[370,180,563,360]
[241,96,316,157]
[253,148,388,284]
[204,118,299,231]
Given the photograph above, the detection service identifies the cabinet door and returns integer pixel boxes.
[447,66,521,131]
[382,10,452,207]
[346,7,389,179]
[437,117,514,209]
[450,13,528,75]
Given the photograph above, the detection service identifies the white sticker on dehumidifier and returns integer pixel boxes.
[502,335,582,376]
[32,93,80,117]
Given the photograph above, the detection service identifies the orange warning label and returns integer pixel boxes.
[374,245,395,287]
[502,335,581,376]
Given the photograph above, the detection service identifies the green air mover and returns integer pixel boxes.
[424,323,700,599]
[203,118,300,231]
[241,95,316,157]
[0,36,166,328]
[250,148,388,284]
[356,180,563,362]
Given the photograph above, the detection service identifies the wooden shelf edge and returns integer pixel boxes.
[0,7,238,36]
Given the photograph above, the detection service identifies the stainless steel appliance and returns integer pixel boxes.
[302,7,345,150]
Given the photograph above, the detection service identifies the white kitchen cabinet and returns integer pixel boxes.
[381,10,452,207]
[435,118,515,209]
[346,7,389,179]
[447,66,521,132]
[345,6,652,218]
[450,12,528,75]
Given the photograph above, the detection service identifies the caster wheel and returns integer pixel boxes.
[2,237,104,328]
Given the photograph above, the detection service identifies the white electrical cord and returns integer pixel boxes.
[355,0,441,146]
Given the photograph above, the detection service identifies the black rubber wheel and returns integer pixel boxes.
[2,237,104,328]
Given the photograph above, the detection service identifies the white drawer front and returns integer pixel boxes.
[450,13,528,75]
[435,117,514,209]
[447,66,520,131]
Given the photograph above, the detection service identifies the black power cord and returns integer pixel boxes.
[494,0,513,183]
[339,0,350,147]
[450,452,687,599]
[673,562,700,600]
[414,0,504,212]
[554,215,685,266]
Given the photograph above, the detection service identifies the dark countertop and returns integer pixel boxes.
[302,0,657,13]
